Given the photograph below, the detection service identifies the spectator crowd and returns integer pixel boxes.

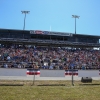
[0,44,100,70]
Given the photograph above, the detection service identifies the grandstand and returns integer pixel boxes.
[0,28,100,47]
[0,28,100,70]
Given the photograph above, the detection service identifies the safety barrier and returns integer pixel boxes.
[26,69,100,76]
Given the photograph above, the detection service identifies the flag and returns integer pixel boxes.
[26,69,40,75]
[65,70,78,75]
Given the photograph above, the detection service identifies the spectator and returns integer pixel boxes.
[0,44,100,70]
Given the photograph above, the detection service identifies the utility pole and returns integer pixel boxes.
[72,66,74,86]
[21,11,30,30]
[72,15,80,34]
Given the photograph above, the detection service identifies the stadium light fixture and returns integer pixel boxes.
[72,15,80,34]
[21,11,30,30]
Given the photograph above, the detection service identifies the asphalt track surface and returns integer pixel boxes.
[0,68,100,80]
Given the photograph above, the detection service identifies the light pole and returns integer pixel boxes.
[72,15,80,34]
[21,11,30,30]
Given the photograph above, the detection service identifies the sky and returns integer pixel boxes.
[0,0,100,36]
